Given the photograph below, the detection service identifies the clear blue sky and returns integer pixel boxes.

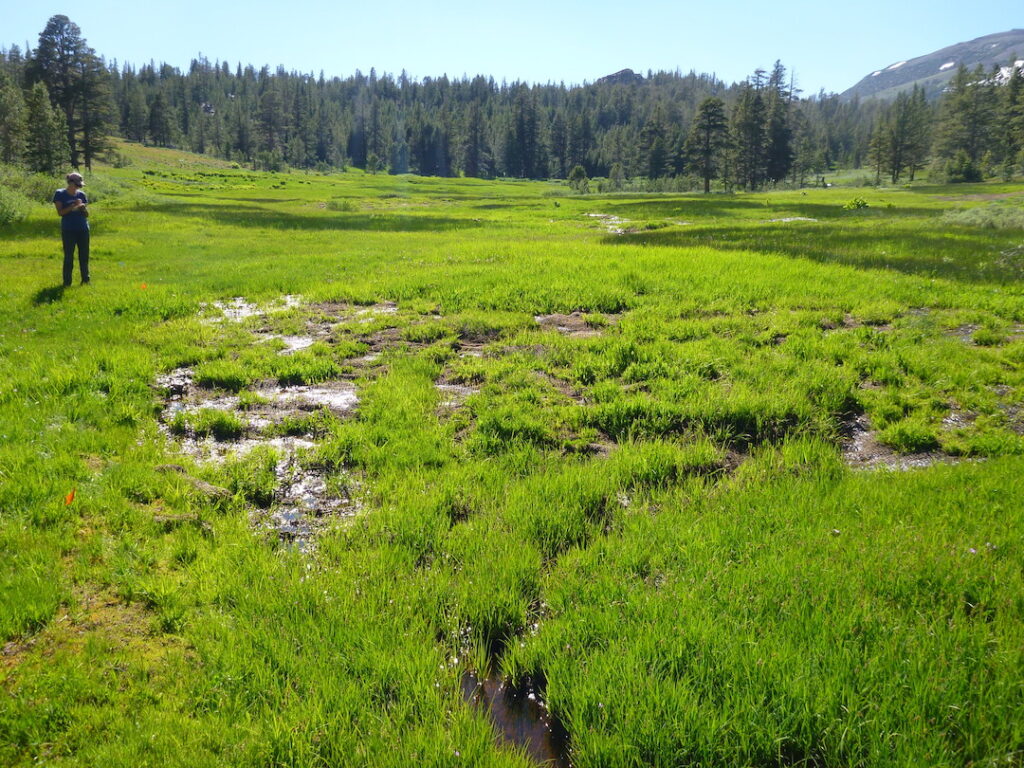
[4,1,1022,94]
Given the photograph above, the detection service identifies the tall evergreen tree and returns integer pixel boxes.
[731,82,767,190]
[32,15,84,165]
[77,51,114,169]
[148,91,174,146]
[683,97,729,192]
[764,61,793,184]
[0,70,26,163]
[934,65,998,181]
[640,104,671,179]
[904,86,931,181]
[462,101,491,178]
[30,16,110,169]
[24,81,69,173]
[999,63,1024,179]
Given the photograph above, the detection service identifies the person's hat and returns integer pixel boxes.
[66,172,84,186]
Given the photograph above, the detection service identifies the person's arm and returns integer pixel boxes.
[53,198,85,216]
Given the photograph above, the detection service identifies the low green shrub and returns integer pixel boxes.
[0,186,29,226]
[942,203,1024,230]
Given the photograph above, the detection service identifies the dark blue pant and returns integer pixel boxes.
[62,229,90,285]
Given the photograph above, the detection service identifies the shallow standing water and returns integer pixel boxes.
[461,672,571,767]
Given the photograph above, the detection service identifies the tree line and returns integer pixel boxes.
[2,15,1023,189]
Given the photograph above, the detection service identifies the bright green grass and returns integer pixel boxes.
[1,144,1023,767]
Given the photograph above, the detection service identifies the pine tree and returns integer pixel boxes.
[32,15,84,166]
[764,61,793,185]
[148,91,174,146]
[257,87,285,153]
[548,110,568,178]
[999,63,1024,179]
[30,16,113,169]
[683,97,729,192]
[934,65,998,181]
[0,71,27,163]
[640,104,670,179]
[462,101,490,178]
[77,51,114,169]
[731,82,767,190]
[24,81,69,173]
[904,86,931,181]
[124,84,148,142]
[866,119,888,185]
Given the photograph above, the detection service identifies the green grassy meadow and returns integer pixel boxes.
[2,144,1024,767]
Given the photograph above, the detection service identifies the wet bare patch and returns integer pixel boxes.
[821,313,893,333]
[156,360,358,548]
[263,382,359,414]
[355,301,398,320]
[456,342,487,358]
[155,367,195,398]
[253,457,357,548]
[204,295,305,325]
[263,334,317,355]
[586,212,630,235]
[842,415,960,471]
[436,383,480,409]
[312,301,399,325]
[461,671,570,768]
[947,324,980,343]
[942,410,977,430]
[210,297,261,322]
[535,312,617,338]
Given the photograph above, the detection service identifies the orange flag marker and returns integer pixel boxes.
[65,488,76,506]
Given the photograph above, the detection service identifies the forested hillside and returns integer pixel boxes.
[2,15,1024,188]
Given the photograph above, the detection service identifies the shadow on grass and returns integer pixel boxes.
[592,196,937,220]
[605,223,1023,283]
[33,285,65,305]
[148,201,486,232]
[6,219,61,239]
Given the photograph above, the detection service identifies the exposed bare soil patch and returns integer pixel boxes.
[534,312,618,339]
[842,415,961,471]
[585,212,630,235]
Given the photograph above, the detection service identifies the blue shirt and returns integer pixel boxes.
[53,188,89,232]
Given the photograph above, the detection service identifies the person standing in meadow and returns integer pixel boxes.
[53,171,90,286]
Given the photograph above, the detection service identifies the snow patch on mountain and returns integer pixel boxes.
[939,61,956,71]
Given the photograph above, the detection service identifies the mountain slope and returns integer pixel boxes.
[841,29,1024,101]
